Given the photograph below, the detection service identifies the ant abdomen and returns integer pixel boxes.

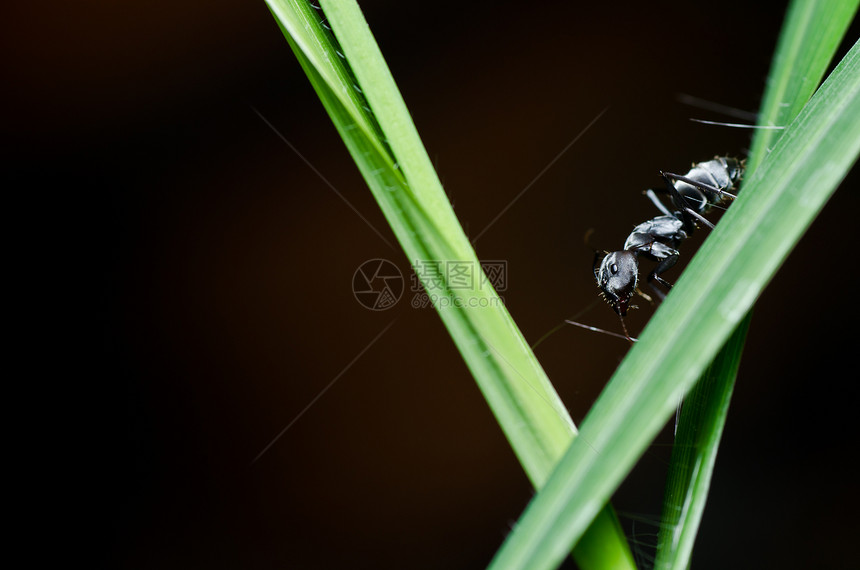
[669,156,743,215]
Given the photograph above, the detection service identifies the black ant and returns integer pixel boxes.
[594,156,744,341]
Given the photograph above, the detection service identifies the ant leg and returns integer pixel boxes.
[651,274,673,290]
[645,189,673,216]
[646,251,679,299]
[663,172,737,201]
[648,272,674,301]
[682,208,715,230]
[661,173,714,232]
[649,283,667,301]
[636,288,654,304]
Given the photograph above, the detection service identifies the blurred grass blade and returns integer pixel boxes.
[654,2,857,567]
[489,36,860,570]
[265,1,635,567]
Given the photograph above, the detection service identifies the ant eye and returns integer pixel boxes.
[610,263,618,274]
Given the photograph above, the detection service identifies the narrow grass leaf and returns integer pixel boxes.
[265,1,635,567]
[654,2,857,567]
[747,0,859,173]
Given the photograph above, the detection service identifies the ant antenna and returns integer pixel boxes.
[532,299,600,350]
[583,227,596,247]
[675,93,759,122]
[531,321,569,350]
[565,319,638,343]
[689,118,785,130]
[584,228,606,253]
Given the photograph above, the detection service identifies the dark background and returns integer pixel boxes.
[9,1,858,567]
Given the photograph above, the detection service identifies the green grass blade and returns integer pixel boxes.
[748,0,859,173]
[654,2,857,567]
[652,315,747,569]
[488,37,860,570]
[265,1,635,567]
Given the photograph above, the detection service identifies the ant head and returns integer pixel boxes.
[595,250,639,316]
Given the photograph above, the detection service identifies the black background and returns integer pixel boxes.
[9,1,859,567]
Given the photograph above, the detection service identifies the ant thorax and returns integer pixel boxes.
[666,157,743,215]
